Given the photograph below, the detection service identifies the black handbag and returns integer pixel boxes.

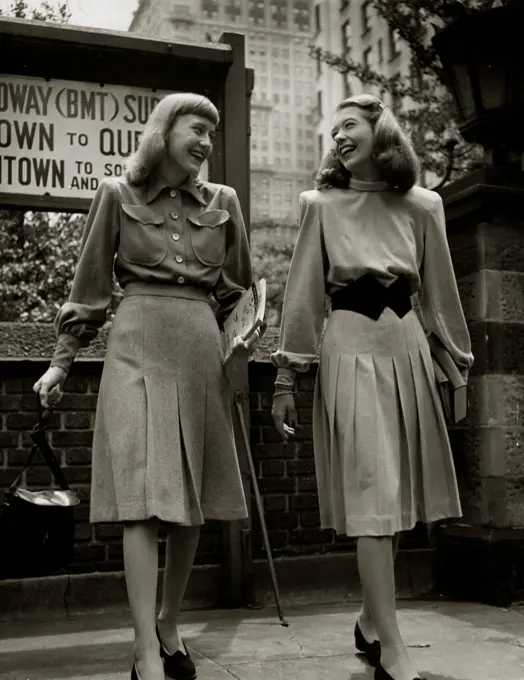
[0,408,80,579]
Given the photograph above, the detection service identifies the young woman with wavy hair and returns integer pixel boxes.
[272,94,473,680]
[34,92,260,680]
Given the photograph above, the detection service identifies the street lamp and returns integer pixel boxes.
[432,1,524,167]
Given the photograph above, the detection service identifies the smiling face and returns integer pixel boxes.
[330,105,378,180]
[165,113,216,175]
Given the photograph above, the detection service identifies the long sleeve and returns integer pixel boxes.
[271,191,327,377]
[419,195,473,379]
[51,179,120,373]
[213,188,253,326]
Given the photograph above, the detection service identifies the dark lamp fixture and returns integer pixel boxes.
[432,2,524,157]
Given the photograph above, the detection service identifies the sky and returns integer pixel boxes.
[0,0,138,30]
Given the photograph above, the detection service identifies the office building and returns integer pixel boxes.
[130,0,317,222]
[313,0,412,168]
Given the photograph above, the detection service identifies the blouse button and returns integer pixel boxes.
[170,190,177,198]
[177,276,185,284]
[176,255,183,263]
[172,233,180,241]
[171,211,179,220]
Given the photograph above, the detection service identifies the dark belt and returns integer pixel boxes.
[330,274,412,321]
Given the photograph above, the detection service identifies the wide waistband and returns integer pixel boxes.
[123,281,210,302]
[331,274,412,320]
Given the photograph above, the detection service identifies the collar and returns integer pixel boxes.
[348,177,389,192]
[146,172,207,205]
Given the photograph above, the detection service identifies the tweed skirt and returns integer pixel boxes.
[89,283,247,525]
[314,307,462,537]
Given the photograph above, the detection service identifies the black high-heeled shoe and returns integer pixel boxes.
[354,621,381,666]
[375,662,423,680]
[156,624,197,680]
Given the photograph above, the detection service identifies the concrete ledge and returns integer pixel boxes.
[0,323,282,362]
[253,549,436,606]
[0,548,436,619]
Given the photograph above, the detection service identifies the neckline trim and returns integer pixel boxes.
[349,177,388,192]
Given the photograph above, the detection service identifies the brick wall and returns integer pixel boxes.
[0,357,429,581]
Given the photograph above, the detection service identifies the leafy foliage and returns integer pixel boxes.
[251,227,297,326]
[0,0,71,21]
[0,211,80,322]
[311,0,497,184]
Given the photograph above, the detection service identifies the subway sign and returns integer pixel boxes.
[0,74,207,200]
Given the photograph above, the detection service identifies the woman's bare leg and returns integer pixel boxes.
[357,536,419,680]
[157,524,201,653]
[358,533,401,641]
[123,520,164,680]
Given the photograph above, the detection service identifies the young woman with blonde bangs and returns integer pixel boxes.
[34,92,260,680]
[272,94,473,680]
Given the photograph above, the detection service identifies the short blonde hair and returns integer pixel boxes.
[315,94,419,193]
[126,92,219,185]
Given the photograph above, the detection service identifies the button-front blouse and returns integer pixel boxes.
[51,172,253,372]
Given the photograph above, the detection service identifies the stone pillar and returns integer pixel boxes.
[435,165,524,606]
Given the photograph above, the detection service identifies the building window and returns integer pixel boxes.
[317,133,324,161]
[293,0,311,32]
[363,46,372,68]
[316,54,321,78]
[248,0,265,26]
[201,0,218,19]
[361,1,371,35]
[316,90,322,117]
[388,27,401,60]
[270,0,288,28]
[343,73,352,97]
[341,20,351,56]
[314,4,321,35]
[225,0,242,22]
[377,38,384,65]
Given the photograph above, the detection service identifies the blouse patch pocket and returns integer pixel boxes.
[120,204,167,266]
[188,208,229,267]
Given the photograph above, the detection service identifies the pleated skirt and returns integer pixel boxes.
[89,284,248,525]
[314,307,462,537]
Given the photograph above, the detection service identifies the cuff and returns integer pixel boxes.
[50,333,83,374]
[276,368,296,383]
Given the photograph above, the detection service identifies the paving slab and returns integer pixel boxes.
[0,601,522,680]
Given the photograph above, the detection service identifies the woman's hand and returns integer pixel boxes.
[33,367,67,408]
[272,393,298,442]
[231,321,266,360]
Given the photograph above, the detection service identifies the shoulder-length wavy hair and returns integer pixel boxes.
[125,92,219,185]
[315,94,419,193]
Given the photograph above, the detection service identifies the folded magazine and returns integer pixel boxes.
[223,279,267,366]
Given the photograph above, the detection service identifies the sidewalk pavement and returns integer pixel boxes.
[0,600,523,680]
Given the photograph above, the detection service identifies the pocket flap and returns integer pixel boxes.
[188,209,230,229]
[122,204,164,225]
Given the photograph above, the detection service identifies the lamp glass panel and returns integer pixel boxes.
[475,55,506,111]
[451,63,476,119]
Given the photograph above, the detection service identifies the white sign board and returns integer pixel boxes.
[0,74,208,201]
